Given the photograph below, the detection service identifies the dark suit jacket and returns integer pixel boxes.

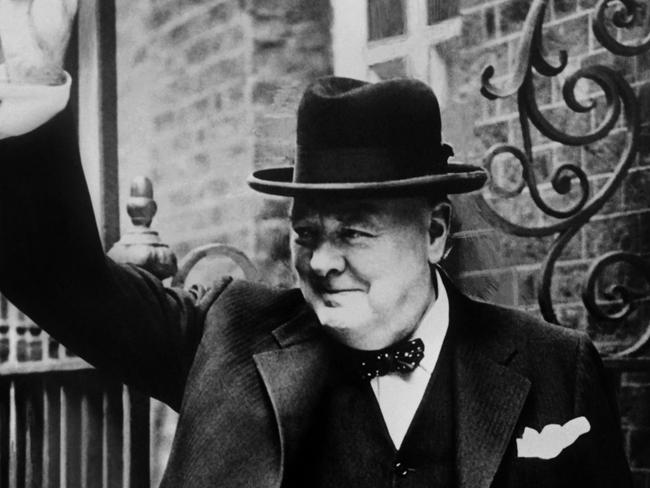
[0,109,632,487]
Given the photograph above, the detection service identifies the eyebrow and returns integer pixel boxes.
[291,203,384,228]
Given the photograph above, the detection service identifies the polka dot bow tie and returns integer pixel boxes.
[353,338,425,381]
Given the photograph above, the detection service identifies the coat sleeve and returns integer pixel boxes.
[0,105,226,410]
[0,70,72,138]
[573,333,633,487]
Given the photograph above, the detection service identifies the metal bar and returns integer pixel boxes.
[43,382,61,488]
[8,381,25,488]
[123,387,149,488]
[80,377,102,487]
[102,382,123,488]
[77,0,120,249]
[24,381,43,488]
[61,381,81,488]
[8,381,15,488]
[0,382,9,488]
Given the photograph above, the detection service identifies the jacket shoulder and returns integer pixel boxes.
[467,297,587,353]
[203,278,307,334]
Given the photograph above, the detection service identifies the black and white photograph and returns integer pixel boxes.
[0,0,648,486]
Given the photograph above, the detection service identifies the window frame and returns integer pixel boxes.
[331,0,461,107]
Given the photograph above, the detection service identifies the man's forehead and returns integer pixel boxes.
[289,195,429,223]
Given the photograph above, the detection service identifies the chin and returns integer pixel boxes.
[312,303,384,348]
[313,302,367,332]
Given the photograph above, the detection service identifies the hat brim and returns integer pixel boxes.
[247,163,487,197]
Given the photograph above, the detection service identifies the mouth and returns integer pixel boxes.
[322,287,359,293]
[318,289,361,307]
[313,284,363,295]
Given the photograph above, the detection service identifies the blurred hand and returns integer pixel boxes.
[0,0,78,84]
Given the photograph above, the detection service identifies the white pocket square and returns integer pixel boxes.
[516,416,590,460]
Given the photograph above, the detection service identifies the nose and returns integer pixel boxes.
[309,241,346,277]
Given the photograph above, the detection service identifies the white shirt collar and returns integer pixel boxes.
[410,269,449,375]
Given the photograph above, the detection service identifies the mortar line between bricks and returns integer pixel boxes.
[475,100,596,126]
[463,10,591,53]
[152,104,247,127]
[151,105,252,137]
[477,97,609,126]
[460,259,650,291]
[167,225,254,250]
[156,192,259,218]
[475,202,650,231]
[161,20,244,52]
[161,48,249,84]
[475,77,650,127]
[461,0,599,15]
[460,264,539,277]
[149,1,232,40]
[453,229,495,238]
[460,0,591,17]
[461,1,507,15]
[459,257,592,277]
[179,45,250,75]
[533,163,643,192]
[590,207,650,222]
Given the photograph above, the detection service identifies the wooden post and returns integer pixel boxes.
[77,0,120,250]
[108,177,178,280]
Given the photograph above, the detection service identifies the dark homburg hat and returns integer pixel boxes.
[247,76,487,197]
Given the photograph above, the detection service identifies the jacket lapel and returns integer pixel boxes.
[443,274,531,488]
[454,340,531,488]
[253,308,331,484]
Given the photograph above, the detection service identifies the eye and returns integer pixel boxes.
[293,227,318,246]
[339,228,372,241]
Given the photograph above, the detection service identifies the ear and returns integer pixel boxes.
[427,201,452,264]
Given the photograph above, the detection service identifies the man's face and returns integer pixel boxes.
[290,196,448,350]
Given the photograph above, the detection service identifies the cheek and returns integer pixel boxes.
[362,245,429,302]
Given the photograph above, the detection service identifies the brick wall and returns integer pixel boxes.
[444,0,650,482]
[249,0,332,286]
[116,0,331,285]
[117,0,256,272]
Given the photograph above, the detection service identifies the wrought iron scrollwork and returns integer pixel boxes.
[477,0,650,355]
[593,0,650,56]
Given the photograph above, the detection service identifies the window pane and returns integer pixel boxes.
[369,58,408,80]
[368,0,406,41]
[427,0,459,24]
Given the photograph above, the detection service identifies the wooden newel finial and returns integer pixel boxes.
[127,176,157,227]
[107,176,178,280]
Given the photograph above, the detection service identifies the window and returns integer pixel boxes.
[369,58,408,80]
[332,0,461,108]
[427,0,460,25]
[368,0,406,40]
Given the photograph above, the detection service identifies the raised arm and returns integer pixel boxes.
[0,0,219,410]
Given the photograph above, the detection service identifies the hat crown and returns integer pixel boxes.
[297,77,442,152]
[246,76,487,197]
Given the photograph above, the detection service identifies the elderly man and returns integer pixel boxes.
[0,1,632,487]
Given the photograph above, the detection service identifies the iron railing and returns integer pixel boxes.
[477,0,650,364]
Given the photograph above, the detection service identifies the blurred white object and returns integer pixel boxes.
[0,66,70,138]
[517,416,591,460]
